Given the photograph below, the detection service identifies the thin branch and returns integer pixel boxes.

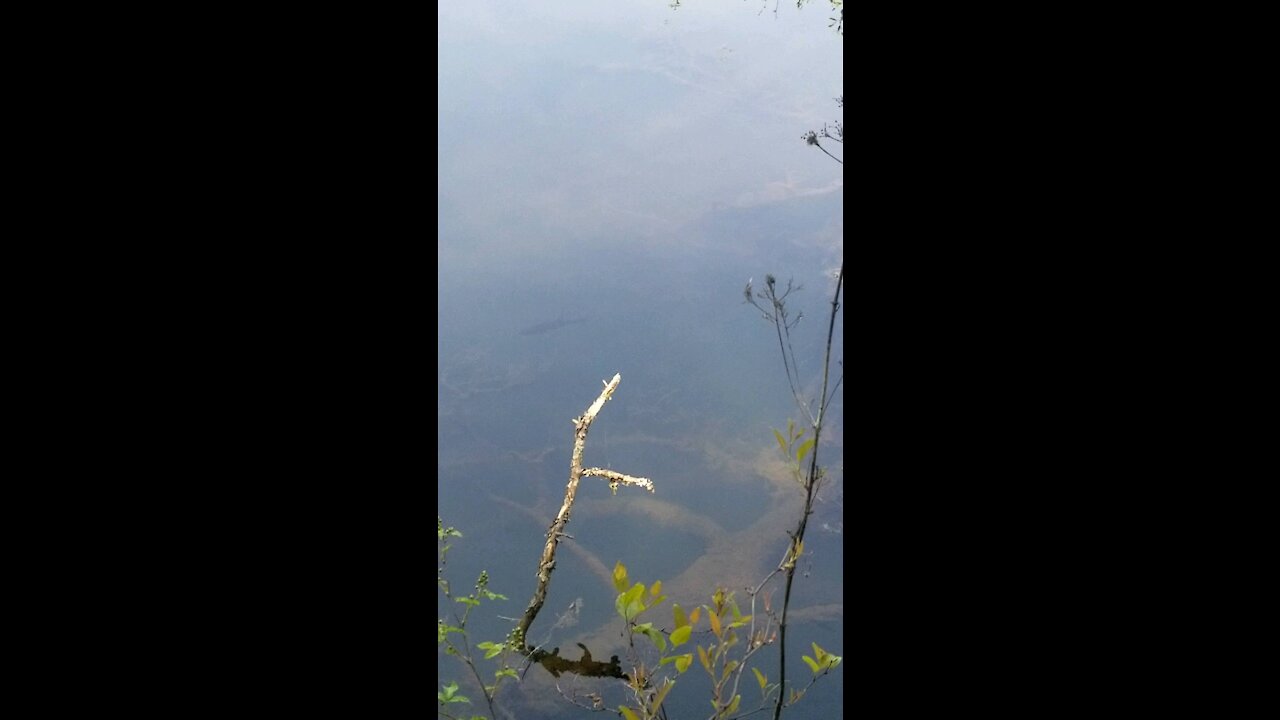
[745,276,816,426]
[771,263,842,720]
[804,130,843,164]
[813,140,843,165]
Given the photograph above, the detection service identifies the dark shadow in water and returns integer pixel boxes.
[529,642,627,680]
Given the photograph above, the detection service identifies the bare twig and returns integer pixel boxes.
[582,468,655,494]
[513,373,656,661]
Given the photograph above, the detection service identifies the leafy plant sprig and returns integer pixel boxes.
[438,517,517,720]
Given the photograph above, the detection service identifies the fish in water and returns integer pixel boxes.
[520,316,588,336]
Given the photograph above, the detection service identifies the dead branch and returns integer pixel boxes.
[513,373,655,660]
[582,468,655,494]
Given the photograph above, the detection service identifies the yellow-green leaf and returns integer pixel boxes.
[613,561,629,593]
[620,583,646,621]
[650,580,662,597]
[812,642,827,663]
[626,599,645,622]
[675,653,692,673]
[673,604,688,629]
[813,642,842,670]
[796,438,815,463]
[689,607,702,626]
[753,667,767,690]
[773,428,787,454]
[697,644,711,672]
[671,625,692,647]
[620,707,640,720]
[637,623,666,652]
[725,694,740,716]
[802,654,821,673]
[708,608,722,638]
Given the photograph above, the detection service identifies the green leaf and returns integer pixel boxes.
[810,642,841,669]
[620,583,646,621]
[817,644,842,670]
[753,667,767,690]
[649,627,666,652]
[476,641,504,660]
[438,681,471,705]
[725,694,740,716]
[673,603,688,629]
[480,590,507,601]
[670,625,692,647]
[620,707,641,720]
[661,653,693,673]
[438,622,454,644]
[773,428,787,454]
[796,438,815,463]
[495,668,517,680]
[629,583,646,603]
[613,561,629,593]
[626,599,645,622]
[633,623,666,651]
[722,659,738,681]
[456,596,479,607]
[802,654,821,673]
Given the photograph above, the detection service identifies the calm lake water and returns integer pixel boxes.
[439,2,842,717]
[437,218,843,718]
